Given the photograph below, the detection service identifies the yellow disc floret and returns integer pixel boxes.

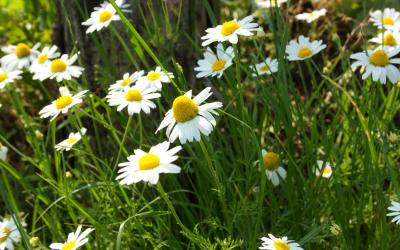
[263,152,281,171]
[37,54,49,64]
[172,96,199,123]
[212,59,226,72]
[119,78,131,86]
[260,65,270,72]
[51,59,67,73]
[273,240,290,250]
[383,17,395,26]
[139,153,160,170]
[0,228,11,243]
[297,47,312,58]
[384,33,397,46]
[15,43,31,58]
[369,49,390,66]
[125,89,143,102]
[147,72,161,81]
[322,167,332,175]
[66,137,77,145]
[99,10,113,23]
[55,96,73,110]
[0,73,8,82]
[221,20,240,36]
[61,241,76,250]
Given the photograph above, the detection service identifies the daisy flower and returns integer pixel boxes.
[29,45,60,78]
[137,67,174,90]
[387,200,400,224]
[116,141,182,185]
[258,150,286,186]
[286,35,326,61]
[315,160,333,179]
[55,128,87,152]
[201,15,261,46]
[255,0,287,8]
[370,8,400,31]
[370,31,400,48]
[108,71,144,92]
[37,54,84,82]
[0,216,27,250]
[0,144,7,161]
[157,87,223,144]
[259,234,303,250]
[0,66,22,90]
[49,225,94,250]
[194,44,234,78]
[39,87,88,121]
[350,47,400,84]
[106,84,161,115]
[1,43,40,70]
[295,8,327,23]
[252,58,279,76]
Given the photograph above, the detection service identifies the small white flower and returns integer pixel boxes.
[117,141,182,185]
[255,0,287,8]
[201,15,261,46]
[259,234,303,250]
[252,58,278,76]
[55,128,87,152]
[286,35,326,61]
[194,44,234,78]
[108,71,144,92]
[36,54,84,82]
[370,8,400,31]
[0,66,22,89]
[315,160,333,179]
[370,31,400,48]
[29,45,60,78]
[39,87,88,121]
[350,46,400,84]
[295,8,327,23]
[0,144,8,161]
[157,87,223,144]
[387,200,400,224]
[0,215,27,250]
[49,225,94,250]
[257,150,286,186]
[137,67,173,90]
[1,43,40,70]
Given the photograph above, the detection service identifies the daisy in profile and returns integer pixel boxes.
[39,87,88,121]
[255,0,287,8]
[252,58,278,76]
[0,66,22,89]
[137,67,173,90]
[257,149,286,186]
[157,87,223,144]
[29,45,60,78]
[1,43,40,70]
[370,8,400,31]
[370,31,400,48]
[49,225,94,250]
[201,15,261,46]
[315,160,333,179]
[387,200,400,224]
[0,215,27,250]
[0,143,8,161]
[106,84,161,115]
[37,54,84,82]
[55,128,87,152]
[194,44,234,78]
[259,234,303,250]
[117,141,182,185]
[350,47,400,84]
[295,8,327,23]
[108,71,144,92]
[286,35,326,61]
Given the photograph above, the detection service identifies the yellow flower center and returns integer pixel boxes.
[221,20,240,36]
[125,89,143,102]
[383,17,395,26]
[66,137,77,145]
[51,59,67,73]
[0,73,8,82]
[15,43,31,58]
[119,78,131,86]
[99,10,113,23]
[212,59,226,72]
[61,241,76,250]
[263,152,281,171]
[322,167,332,175]
[369,49,390,66]
[273,240,290,250]
[55,96,73,110]
[384,33,397,46]
[260,65,270,72]
[138,153,160,170]
[147,72,161,81]
[37,53,49,64]
[0,228,11,243]
[172,96,199,123]
[297,47,312,58]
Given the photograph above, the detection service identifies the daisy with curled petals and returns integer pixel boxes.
[315,160,334,179]
[108,71,144,92]
[49,225,94,250]
[0,215,27,250]
[117,141,182,185]
[295,8,327,23]
[257,149,286,186]
[55,128,87,152]
[286,35,326,61]
[1,43,40,70]
[29,45,60,78]
[194,44,234,78]
[387,200,400,224]
[255,0,287,8]
[39,87,88,121]
[201,15,261,46]
[370,31,400,48]
[137,67,173,90]
[370,8,400,31]
[259,234,303,250]
[350,47,400,84]
[37,54,84,82]
[156,87,223,144]
[252,58,278,76]
[106,84,160,115]
[0,66,22,90]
